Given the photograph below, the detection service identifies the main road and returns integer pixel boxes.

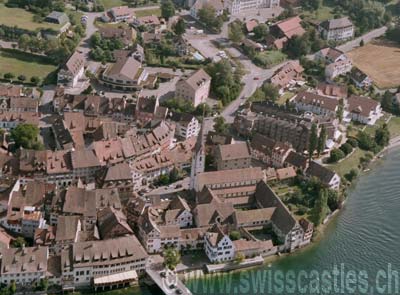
[185,24,388,123]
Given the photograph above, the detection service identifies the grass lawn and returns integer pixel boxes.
[327,148,369,178]
[0,49,57,80]
[387,116,400,138]
[97,0,127,10]
[254,50,286,69]
[135,7,161,17]
[0,3,61,31]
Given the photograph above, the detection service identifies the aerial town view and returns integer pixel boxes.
[0,0,400,294]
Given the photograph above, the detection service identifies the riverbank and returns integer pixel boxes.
[186,146,400,294]
[181,136,400,283]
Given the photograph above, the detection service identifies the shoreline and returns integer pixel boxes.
[181,140,400,284]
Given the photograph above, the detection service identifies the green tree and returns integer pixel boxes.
[381,91,394,113]
[169,167,182,182]
[375,124,390,147]
[198,4,222,32]
[30,76,40,85]
[4,73,15,81]
[345,168,358,183]
[235,252,245,263]
[158,173,170,185]
[313,188,329,226]
[328,148,345,163]
[213,116,228,134]
[253,24,268,41]
[17,75,26,82]
[357,131,374,151]
[161,0,175,20]
[229,230,241,240]
[9,281,16,294]
[163,248,181,270]
[173,18,186,36]
[18,34,31,51]
[228,21,244,43]
[317,125,327,156]
[38,279,48,291]
[262,83,279,102]
[10,124,43,150]
[339,142,353,155]
[308,123,318,160]
[11,236,26,248]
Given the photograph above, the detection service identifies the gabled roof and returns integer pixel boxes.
[217,142,251,161]
[63,51,85,76]
[306,161,337,185]
[254,181,297,235]
[178,69,211,92]
[274,16,305,38]
[320,17,353,30]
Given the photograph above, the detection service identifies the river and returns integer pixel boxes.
[184,148,400,295]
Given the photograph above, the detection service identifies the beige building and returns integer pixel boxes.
[175,69,211,107]
[215,142,251,170]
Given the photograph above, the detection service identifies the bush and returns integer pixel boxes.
[328,149,345,163]
[339,143,353,155]
[346,138,358,148]
[345,168,358,183]
[229,231,241,241]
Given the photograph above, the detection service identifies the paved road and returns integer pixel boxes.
[77,12,102,56]
[338,26,387,53]
[186,24,389,124]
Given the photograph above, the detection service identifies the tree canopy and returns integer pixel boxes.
[161,0,175,20]
[11,124,43,150]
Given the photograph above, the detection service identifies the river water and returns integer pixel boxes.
[184,148,400,295]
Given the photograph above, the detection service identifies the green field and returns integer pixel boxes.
[302,5,335,21]
[327,148,369,178]
[135,7,161,17]
[97,0,127,10]
[0,3,62,31]
[0,49,57,80]
[254,50,287,69]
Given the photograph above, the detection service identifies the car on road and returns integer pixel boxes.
[169,284,176,289]
[160,271,166,278]
[253,77,259,80]
[176,289,183,294]
[175,184,183,189]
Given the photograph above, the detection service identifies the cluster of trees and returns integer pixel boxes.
[6,0,65,17]
[160,97,218,118]
[283,28,327,59]
[197,5,227,33]
[357,123,390,154]
[300,57,326,85]
[308,124,327,159]
[161,0,175,20]
[380,90,400,115]
[329,0,391,35]
[17,26,84,64]
[163,248,181,270]
[213,116,229,134]
[205,59,242,105]
[156,167,184,186]
[228,20,244,43]
[287,176,341,225]
[0,281,16,295]
[89,32,125,62]
[251,83,280,102]
[0,25,35,42]
[2,72,41,85]
[328,138,358,163]
[10,123,44,151]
